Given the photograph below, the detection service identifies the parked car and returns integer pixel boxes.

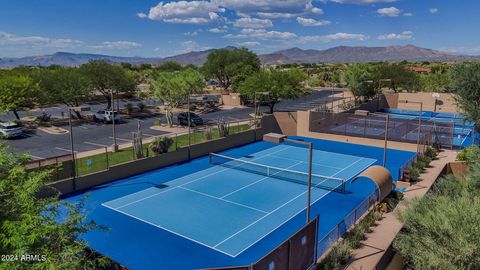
[177,112,204,127]
[0,122,23,138]
[93,110,120,123]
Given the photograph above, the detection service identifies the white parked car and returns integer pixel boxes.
[0,122,23,138]
[93,111,120,123]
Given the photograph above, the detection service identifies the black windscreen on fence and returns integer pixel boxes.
[309,111,455,149]
[251,217,318,270]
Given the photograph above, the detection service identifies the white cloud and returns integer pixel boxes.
[138,1,225,24]
[0,31,82,48]
[176,40,200,54]
[239,41,260,46]
[224,28,297,40]
[89,41,142,49]
[298,33,369,43]
[216,0,322,18]
[296,17,331,27]
[184,31,198,36]
[403,12,413,17]
[311,7,324,14]
[377,7,401,17]
[329,0,396,3]
[377,31,413,40]
[430,8,439,14]
[233,17,273,28]
[208,27,228,33]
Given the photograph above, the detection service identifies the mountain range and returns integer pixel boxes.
[0,45,477,68]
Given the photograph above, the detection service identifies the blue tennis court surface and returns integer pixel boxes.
[102,144,375,257]
[62,137,416,270]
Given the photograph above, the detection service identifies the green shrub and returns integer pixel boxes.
[457,145,480,163]
[409,166,421,182]
[149,136,173,155]
[153,119,162,126]
[424,147,438,159]
[394,163,480,269]
[317,243,352,270]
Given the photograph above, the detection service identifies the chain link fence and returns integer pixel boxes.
[309,111,455,150]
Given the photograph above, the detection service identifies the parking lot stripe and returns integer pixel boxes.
[109,137,132,142]
[55,147,78,153]
[84,141,107,147]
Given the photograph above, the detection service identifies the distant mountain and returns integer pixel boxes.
[259,45,477,64]
[0,52,161,68]
[0,45,477,68]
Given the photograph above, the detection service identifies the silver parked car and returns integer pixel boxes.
[0,122,23,138]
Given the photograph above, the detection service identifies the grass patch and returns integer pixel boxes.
[75,124,250,176]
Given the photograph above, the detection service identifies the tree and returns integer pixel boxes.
[343,64,375,104]
[36,68,92,118]
[80,60,136,110]
[0,144,108,269]
[150,69,205,127]
[202,48,261,91]
[155,61,183,72]
[451,62,480,127]
[371,63,421,92]
[420,71,451,92]
[237,68,308,114]
[394,163,480,269]
[0,73,38,120]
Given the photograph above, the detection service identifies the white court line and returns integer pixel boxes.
[79,126,89,130]
[220,161,303,199]
[266,154,343,170]
[55,147,77,153]
[84,141,107,147]
[30,155,44,160]
[102,203,237,258]
[213,156,369,252]
[109,137,132,142]
[106,145,294,209]
[142,133,157,137]
[179,187,269,214]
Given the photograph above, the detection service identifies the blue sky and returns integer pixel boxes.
[0,0,479,58]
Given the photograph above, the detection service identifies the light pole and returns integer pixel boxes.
[111,90,118,152]
[68,108,76,189]
[284,138,313,224]
[67,106,90,189]
[254,92,270,131]
[399,100,423,153]
[383,114,390,167]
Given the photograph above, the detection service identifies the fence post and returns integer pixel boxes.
[105,146,109,170]
[175,133,178,150]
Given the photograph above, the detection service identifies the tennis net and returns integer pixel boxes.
[209,153,346,193]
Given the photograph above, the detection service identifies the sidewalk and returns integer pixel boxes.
[344,150,458,270]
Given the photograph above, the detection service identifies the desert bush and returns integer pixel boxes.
[394,163,480,269]
[457,145,480,163]
[149,136,173,155]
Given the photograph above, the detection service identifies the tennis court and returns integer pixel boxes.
[63,137,415,269]
[102,143,375,257]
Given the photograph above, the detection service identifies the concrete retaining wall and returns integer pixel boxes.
[396,92,458,113]
[273,112,298,136]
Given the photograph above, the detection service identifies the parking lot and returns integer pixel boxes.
[1,88,347,159]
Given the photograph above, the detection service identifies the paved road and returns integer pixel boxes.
[3,88,346,159]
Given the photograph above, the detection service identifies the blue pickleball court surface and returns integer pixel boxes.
[102,144,376,257]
